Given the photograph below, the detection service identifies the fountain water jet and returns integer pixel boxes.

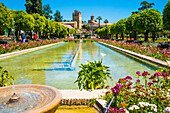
[0,84,62,113]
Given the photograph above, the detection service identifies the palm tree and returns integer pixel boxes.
[104,19,108,26]
[96,16,102,28]
[138,1,155,11]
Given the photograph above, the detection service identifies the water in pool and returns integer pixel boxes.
[0,42,158,89]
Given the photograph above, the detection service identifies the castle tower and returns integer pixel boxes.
[73,10,82,29]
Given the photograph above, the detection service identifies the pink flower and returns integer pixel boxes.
[136,71,140,75]
[136,79,140,82]
[114,84,123,89]
[125,76,132,80]
[161,97,166,100]
[105,85,110,89]
[162,73,169,78]
[142,71,150,76]
[147,82,153,86]
[154,72,161,77]
[105,91,110,95]
[153,80,158,83]
[124,78,127,81]
[125,97,128,99]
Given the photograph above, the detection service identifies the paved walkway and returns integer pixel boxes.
[0,42,63,60]
[99,42,168,67]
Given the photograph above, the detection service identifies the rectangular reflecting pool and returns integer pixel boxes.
[0,42,158,89]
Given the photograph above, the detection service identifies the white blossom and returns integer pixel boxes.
[129,105,139,110]
[101,53,106,57]
[163,107,170,112]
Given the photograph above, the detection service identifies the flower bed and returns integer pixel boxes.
[96,39,170,61]
[0,39,66,55]
[104,68,170,113]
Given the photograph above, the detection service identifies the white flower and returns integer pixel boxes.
[101,53,106,57]
[167,61,170,65]
[129,105,140,110]
[163,107,170,112]
[139,102,149,107]
[85,61,89,65]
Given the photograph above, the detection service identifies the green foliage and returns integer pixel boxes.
[54,10,63,22]
[32,13,46,33]
[0,66,15,87]
[25,0,43,15]
[88,98,97,107]
[74,59,113,91]
[126,14,138,33]
[163,0,170,30]
[134,9,163,33]
[138,1,155,11]
[13,10,35,31]
[43,4,53,19]
[0,3,14,30]
[114,19,126,34]
[82,24,91,31]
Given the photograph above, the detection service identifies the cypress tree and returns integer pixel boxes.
[163,0,170,30]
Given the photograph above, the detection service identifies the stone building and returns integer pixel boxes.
[88,15,98,25]
[73,10,82,29]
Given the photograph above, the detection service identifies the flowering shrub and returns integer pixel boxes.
[104,69,170,113]
[95,39,170,61]
[0,39,66,55]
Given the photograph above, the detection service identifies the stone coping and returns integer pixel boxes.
[0,42,64,60]
[59,89,106,99]
[98,42,168,68]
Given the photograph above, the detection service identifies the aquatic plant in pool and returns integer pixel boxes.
[96,39,170,61]
[74,53,113,91]
[104,69,170,113]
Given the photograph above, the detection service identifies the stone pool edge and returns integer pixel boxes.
[98,42,168,68]
[59,89,107,113]
[0,42,64,60]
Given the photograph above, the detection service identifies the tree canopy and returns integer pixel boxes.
[0,3,14,30]
[163,0,170,30]
[25,0,42,15]
[43,4,53,19]
[54,10,63,22]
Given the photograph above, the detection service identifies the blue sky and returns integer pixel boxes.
[1,0,168,23]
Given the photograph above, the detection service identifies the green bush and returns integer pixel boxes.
[0,40,8,44]
[0,66,15,87]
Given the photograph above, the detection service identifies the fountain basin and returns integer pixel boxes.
[0,84,62,113]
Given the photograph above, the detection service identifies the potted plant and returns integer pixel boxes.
[74,53,113,91]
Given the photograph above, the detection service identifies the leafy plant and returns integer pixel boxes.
[0,66,15,87]
[74,54,113,91]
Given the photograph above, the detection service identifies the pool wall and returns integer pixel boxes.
[98,42,168,68]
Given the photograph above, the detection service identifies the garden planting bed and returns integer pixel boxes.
[98,42,168,68]
[0,42,63,60]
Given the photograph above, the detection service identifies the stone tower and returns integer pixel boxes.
[73,10,82,29]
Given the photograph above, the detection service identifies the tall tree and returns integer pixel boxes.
[163,0,170,30]
[25,0,42,15]
[134,9,163,42]
[138,1,155,11]
[96,16,102,29]
[104,19,108,26]
[43,4,52,20]
[0,3,14,34]
[54,10,63,22]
